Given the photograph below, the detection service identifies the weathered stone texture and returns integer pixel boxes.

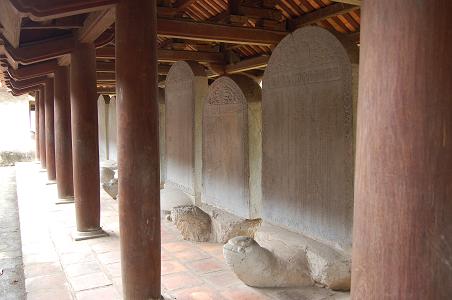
[164,61,207,203]
[159,88,166,188]
[223,236,312,288]
[108,96,117,161]
[255,223,351,290]
[98,95,108,161]
[262,26,357,250]
[171,205,211,242]
[201,204,262,243]
[100,161,118,200]
[202,75,262,219]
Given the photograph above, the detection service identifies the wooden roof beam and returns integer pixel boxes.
[289,3,359,29]
[97,61,171,75]
[331,0,361,6]
[225,55,269,74]
[96,47,226,64]
[9,0,117,21]
[78,8,115,43]
[173,0,197,10]
[7,59,58,80]
[157,18,286,46]
[0,0,22,48]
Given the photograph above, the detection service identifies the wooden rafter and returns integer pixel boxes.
[290,3,359,29]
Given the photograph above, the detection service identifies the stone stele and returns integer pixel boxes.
[202,75,262,219]
[262,26,357,250]
[164,61,208,206]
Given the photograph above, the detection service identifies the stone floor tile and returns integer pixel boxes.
[187,258,225,274]
[161,249,173,261]
[201,271,242,289]
[162,260,187,275]
[162,272,204,291]
[96,250,121,265]
[173,285,226,300]
[221,286,273,300]
[22,252,58,265]
[75,286,121,300]
[163,242,196,253]
[26,287,73,300]
[25,273,68,292]
[64,261,102,278]
[24,262,62,279]
[60,251,96,265]
[68,272,112,292]
[91,241,120,254]
[172,248,210,262]
[103,262,122,278]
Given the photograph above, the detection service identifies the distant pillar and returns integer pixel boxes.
[70,42,106,240]
[35,91,40,161]
[116,0,161,299]
[39,86,46,168]
[45,79,56,182]
[54,66,74,204]
[351,1,452,299]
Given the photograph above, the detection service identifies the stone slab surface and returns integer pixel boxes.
[202,75,262,219]
[262,26,355,250]
[0,167,25,300]
[165,61,207,196]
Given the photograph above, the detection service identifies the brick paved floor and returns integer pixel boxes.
[15,162,350,300]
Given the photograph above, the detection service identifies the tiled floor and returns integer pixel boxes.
[15,162,350,300]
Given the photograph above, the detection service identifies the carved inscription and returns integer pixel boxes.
[262,27,355,249]
[203,76,253,218]
[165,61,199,195]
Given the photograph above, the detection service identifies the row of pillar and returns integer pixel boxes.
[31,1,160,299]
[29,0,452,299]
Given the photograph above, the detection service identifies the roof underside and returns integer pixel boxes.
[0,0,361,95]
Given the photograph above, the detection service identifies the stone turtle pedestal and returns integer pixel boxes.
[255,223,351,291]
[171,205,211,242]
[100,160,118,200]
[223,236,313,288]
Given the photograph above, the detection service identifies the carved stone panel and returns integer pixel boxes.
[203,75,262,219]
[262,26,357,250]
[97,95,108,161]
[108,96,117,161]
[158,88,165,187]
[165,61,207,199]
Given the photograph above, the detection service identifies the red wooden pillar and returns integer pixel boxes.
[54,66,74,204]
[39,86,46,169]
[116,0,161,299]
[351,1,452,299]
[45,79,56,182]
[70,42,107,240]
[35,91,40,161]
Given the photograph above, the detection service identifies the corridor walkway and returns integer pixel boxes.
[0,167,26,300]
[14,162,349,300]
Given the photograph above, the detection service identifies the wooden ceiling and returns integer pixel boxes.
[0,0,361,95]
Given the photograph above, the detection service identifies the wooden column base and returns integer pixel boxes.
[72,228,108,241]
[55,196,75,205]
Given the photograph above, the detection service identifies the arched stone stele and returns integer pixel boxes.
[202,75,262,219]
[165,61,208,204]
[262,26,356,250]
